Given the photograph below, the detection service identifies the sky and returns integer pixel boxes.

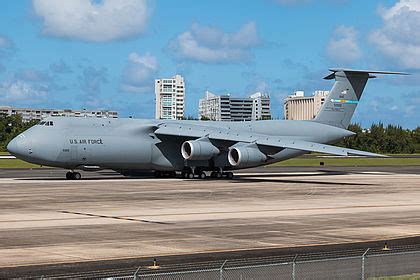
[0,0,419,128]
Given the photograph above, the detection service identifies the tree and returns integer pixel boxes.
[0,114,38,151]
[338,123,419,154]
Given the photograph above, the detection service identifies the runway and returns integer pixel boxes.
[0,166,419,277]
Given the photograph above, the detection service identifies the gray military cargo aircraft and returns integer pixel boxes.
[7,69,407,180]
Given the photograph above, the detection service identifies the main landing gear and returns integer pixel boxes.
[181,170,206,179]
[154,170,177,178]
[180,168,233,180]
[210,171,233,179]
[152,168,234,180]
[66,171,81,180]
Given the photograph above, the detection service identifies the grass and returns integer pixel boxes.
[368,274,420,280]
[270,157,420,167]
[0,159,44,169]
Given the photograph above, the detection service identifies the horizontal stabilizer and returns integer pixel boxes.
[324,69,410,80]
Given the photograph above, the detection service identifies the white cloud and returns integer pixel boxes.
[0,80,48,103]
[369,0,420,69]
[168,22,261,63]
[326,25,362,63]
[120,52,158,93]
[32,0,150,42]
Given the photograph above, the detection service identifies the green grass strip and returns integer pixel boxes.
[270,157,420,167]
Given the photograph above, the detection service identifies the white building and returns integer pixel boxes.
[155,75,185,120]
[250,92,271,120]
[283,90,329,120]
[199,91,271,121]
[0,106,118,122]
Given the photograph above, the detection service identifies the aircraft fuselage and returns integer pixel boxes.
[7,117,352,173]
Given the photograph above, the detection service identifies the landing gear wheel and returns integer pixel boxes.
[154,170,162,178]
[73,172,81,180]
[66,171,73,180]
[187,172,194,179]
[199,172,206,179]
[215,172,222,179]
[226,172,234,179]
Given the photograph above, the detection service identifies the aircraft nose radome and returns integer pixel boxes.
[7,138,19,155]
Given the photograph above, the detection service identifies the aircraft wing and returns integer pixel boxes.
[154,123,386,157]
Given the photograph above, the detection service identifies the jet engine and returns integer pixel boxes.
[181,138,220,161]
[228,144,267,167]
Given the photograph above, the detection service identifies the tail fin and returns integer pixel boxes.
[313,69,408,129]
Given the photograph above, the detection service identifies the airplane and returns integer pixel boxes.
[7,69,408,180]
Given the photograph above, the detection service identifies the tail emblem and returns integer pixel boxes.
[330,99,359,104]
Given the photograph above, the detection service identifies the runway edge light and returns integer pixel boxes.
[148,258,160,269]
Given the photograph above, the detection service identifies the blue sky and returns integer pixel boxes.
[0,0,419,128]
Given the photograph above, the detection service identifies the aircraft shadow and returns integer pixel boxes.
[229,177,373,186]
[236,169,349,177]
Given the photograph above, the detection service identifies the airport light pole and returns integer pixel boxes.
[219,260,228,280]
[361,248,370,280]
[133,265,142,280]
[292,254,298,280]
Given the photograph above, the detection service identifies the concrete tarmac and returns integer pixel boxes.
[0,166,419,275]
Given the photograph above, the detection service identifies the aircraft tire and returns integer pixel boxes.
[226,172,234,179]
[66,171,73,180]
[215,172,222,179]
[187,172,194,179]
[199,172,206,179]
[73,172,81,180]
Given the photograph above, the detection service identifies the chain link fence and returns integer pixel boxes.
[105,249,420,280]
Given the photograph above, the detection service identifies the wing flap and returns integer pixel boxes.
[266,139,387,157]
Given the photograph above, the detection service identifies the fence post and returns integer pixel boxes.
[361,248,370,280]
[292,254,298,280]
[133,265,142,280]
[220,260,228,280]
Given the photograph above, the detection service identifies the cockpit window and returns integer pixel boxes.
[40,121,54,126]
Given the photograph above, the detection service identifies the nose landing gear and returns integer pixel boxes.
[66,171,81,180]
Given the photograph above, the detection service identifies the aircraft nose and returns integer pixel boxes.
[7,136,26,157]
[7,137,19,155]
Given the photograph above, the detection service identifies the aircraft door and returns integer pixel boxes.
[70,145,78,161]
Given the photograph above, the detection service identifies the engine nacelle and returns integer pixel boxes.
[181,138,220,161]
[228,145,267,167]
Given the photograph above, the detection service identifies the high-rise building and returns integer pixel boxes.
[0,106,118,122]
[198,91,271,121]
[283,90,329,120]
[250,92,271,120]
[155,75,185,120]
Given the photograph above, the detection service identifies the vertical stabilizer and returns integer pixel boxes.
[313,69,408,129]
